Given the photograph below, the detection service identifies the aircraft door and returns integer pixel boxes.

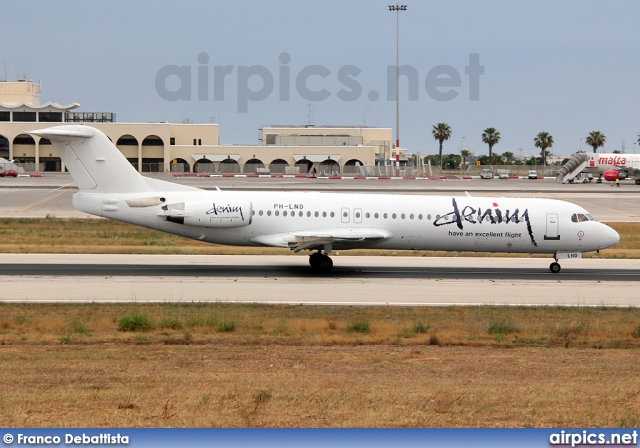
[341,207,350,223]
[354,208,362,224]
[545,214,560,240]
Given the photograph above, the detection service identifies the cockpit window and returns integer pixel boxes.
[571,213,595,223]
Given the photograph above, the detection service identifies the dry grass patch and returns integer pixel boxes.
[1,345,640,427]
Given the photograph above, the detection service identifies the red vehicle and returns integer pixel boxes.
[0,170,18,177]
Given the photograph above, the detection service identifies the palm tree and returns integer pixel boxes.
[585,131,606,153]
[432,123,452,170]
[534,132,554,166]
[461,148,471,166]
[481,128,501,159]
[502,151,514,165]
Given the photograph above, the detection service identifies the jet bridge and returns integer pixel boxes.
[556,153,590,183]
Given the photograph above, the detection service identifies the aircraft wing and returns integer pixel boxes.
[250,228,393,252]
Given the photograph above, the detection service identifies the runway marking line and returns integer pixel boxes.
[16,189,71,213]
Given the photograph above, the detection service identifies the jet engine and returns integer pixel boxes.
[162,199,252,228]
[603,169,627,181]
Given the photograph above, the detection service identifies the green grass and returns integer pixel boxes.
[118,312,154,332]
[347,320,370,334]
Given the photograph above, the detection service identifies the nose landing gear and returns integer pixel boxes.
[549,261,561,273]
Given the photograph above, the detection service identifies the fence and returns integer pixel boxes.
[6,161,564,178]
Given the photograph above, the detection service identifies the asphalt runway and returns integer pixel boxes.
[0,254,638,306]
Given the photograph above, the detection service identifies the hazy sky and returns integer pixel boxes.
[3,0,639,157]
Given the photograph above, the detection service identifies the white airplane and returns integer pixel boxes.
[582,153,640,183]
[28,125,620,273]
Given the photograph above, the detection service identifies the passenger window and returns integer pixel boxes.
[374,213,379,219]
[330,212,335,218]
[267,211,271,216]
[322,212,327,217]
[306,211,310,217]
[392,213,397,219]
[427,214,431,220]
[283,211,288,217]
[383,213,388,219]
[315,211,319,217]
[365,212,370,219]
[409,214,414,220]
[259,210,263,216]
[275,211,279,216]
[355,212,361,218]
[419,214,423,220]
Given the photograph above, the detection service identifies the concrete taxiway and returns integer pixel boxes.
[0,254,638,306]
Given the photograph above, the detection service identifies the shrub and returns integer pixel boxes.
[347,320,370,334]
[217,320,236,332]
[118,312,154,332]
[70,319,91,335]
[159,318,183,330]
[413,321,430,334]
[488,320,520,335]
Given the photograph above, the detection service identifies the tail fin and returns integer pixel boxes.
[28,125,152,194]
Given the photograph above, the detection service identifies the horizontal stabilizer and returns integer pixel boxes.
[28,128,94,140]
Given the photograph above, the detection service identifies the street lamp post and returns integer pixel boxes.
[389,3,407,174]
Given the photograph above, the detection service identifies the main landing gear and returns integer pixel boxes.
[549,261,561,274]
[309,250,333,272]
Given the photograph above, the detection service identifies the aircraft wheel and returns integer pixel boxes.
[317,255,333,271]
[309,252,322,268]
[549,262,561,274]
[635,179,640,185]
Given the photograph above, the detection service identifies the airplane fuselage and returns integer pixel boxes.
[582,153,640,174]
[73,190,616,255]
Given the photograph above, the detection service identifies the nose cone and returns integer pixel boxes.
[599,225,620,250]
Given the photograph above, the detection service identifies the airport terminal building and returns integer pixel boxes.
[0,81,392,175]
